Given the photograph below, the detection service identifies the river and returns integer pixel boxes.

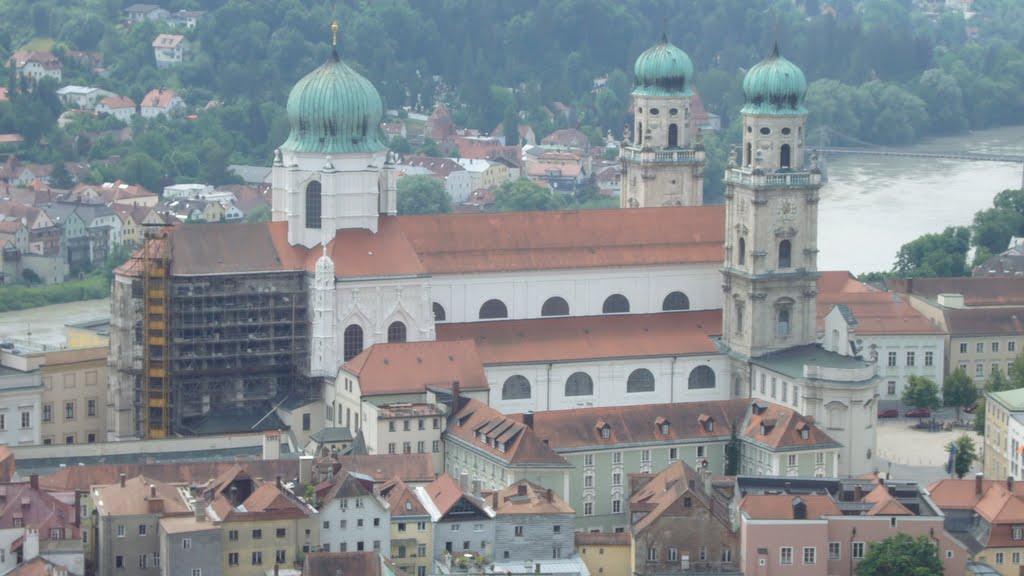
[818,125,1024,274]
[0,298,110,350]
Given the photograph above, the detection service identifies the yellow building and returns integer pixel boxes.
[204,467,319,575]
[380,477,433,576]
[63,318,110,349]
[985,388,1024,481]
[39,346,108,445]
[575,531,634,576]
[931,476,1024,576]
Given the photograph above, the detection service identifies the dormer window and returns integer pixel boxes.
[698,414,714,433]
[800,429,809,440]
[596,420,611,439]
[655,417,670,435]
[661,423,670,435]
[601,428,610,439]
[1014,527,1023,541]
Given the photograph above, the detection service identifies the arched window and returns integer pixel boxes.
[688,366,716,389]
[343,324,363,361]
[305,181,322,229]
[479,299,508,320]
[387,321,407,343]
[565,372,594,396]
[662,291,690,312]
[627,368,655,393]
[737,237,746,265]
[637,122,643,145]
[777,308,791,338]
[602,294,630,314]
[668,123,679,148]
[780,144,792,168]
[432,302,446,322]
[778,240,792,268]
[541,297,569,317]
[745,142,752,166]
[501,375,531,400]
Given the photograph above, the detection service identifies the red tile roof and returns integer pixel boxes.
[423,473,491,518]
[437,311,721,364]
[379,477,429,517]
[889,277,1024,307]
[629,460,709,534]
[141,88,180,110]
[314,453,435,484]
[817,271,944,335]
[0,482,80,539]
[744,402,840,450]
[448,399,570,466]
[398,206,724,274]
[39,460,299,492]
[98,95,135,110]
[342,340,488,396]
[740,494,841,520]
[574,532,631,546]
[152,34,186,48]
[944,307,1024,337]
[488,479,574,515]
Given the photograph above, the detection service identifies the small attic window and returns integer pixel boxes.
[601,427,610,439]
[705,421,714,433]
[405,501,412,511]
[498,442,506,453]
[698,414,714,433]
[660,423,670,435]
[800,429,809,440]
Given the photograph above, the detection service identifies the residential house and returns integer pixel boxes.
[444,399,572,493]
[931,474,1024,576]
[66,182,158,208]
[525,161,582,193]
[740,400,842,477]
[304,427,354,457]
[317,470,391,554]
[152,35,189,68]
[489,480,576,564]
[455,159,509,192]
[737,475,966,576]
[8,51,62,83]
[381,122,407,141]
[112,206,141,247]
[415,473,496,564]
[39,347,107,446]
[984,388,1024,481]
[91,474,192,576]
[975,237,1024,278]
[380,477,433,576]
[223,204,243,221]
[542,129,589,150]
[202,466,320,575]
[887,277,1024,382]
[55,86,115,110]
[575,532,634,576]
[168,10,205,28]
[63,318,110,349]
[629,460,738,574]
[0,356,43,446]
[158,510,222,576]
[303,551,408,576]
[491,122,536,146]
[6,557,73,576]
[426,102,455,142]
[140,89,184,118]
[124,4,169,22]
[399,156,473,203]
[818,271,946,404]
[94,96,135,122]
[311,453,436,487]
[368,403,447,471]
[0,475,83,575]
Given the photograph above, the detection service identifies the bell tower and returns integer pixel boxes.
[721,44,823,359]
[620,35,705,208]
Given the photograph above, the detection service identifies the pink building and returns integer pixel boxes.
[737,477,968,576]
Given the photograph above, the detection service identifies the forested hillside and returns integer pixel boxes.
[1,0,1023,187]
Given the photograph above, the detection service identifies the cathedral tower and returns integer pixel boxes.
[620,35,706,208]
[720,44,823,359]
[271,29,396,248]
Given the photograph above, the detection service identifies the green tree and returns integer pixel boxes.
[987,365,1012,392]
[943,368,978,421]
[974,398,987,435]
[724,421,741,476]
[493,179,566,212]
[49,160,74,190]
[397,175,452,215]
[855,533,943,576]
[1011,353,1024,390]
[893,226,971,277]
[971,190,1024,257]
[902,375,942,415]
[946,434,978,479]
[243,206,271,223]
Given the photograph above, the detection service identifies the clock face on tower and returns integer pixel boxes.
[776,198,797,221]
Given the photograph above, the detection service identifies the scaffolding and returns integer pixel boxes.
[141,229,172,439]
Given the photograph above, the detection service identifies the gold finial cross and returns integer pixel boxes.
[331,21,339,47]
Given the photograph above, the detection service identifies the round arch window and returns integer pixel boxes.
[760,127,771,135]
[565,372,594,397]
[627,368,655,393]
[688,365,716,389]
[502,375,531,400]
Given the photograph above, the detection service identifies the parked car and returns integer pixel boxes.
[965,403,979,414]
[877,408,899,418]
[906,408,931,418]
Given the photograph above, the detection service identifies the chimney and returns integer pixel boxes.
[459,473,469,491]
[29,474,38,490]
[517,483,528,497]
[854,485,863,502]
[263,431,281,460]
[546,488,553,502]
[783,482,791,494]
[24,528,39,561]
[451,380,461,411]
[523,411,534,430]
[1009,477,1015,492]
[119,473,126,488]
[276,475,283,489]
[74,491,82,526]
[299,455,314,485]
[195,503,206,522]
[150,484,156,498]
[976,472,984,497]
[229,486,239,506]
[472,479,481,497]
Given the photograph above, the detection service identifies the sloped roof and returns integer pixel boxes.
[99,95,135,110]
[304,551,405,576]
[743,402,840,450]
[862,485,913,516]
[319,470,375,503]
[397,206,724,274]
[740,494,841,520]
[0,482,80,539]
[525,399,749,451]
[341,340,488,396]
[6,557,68,576]
[422,473,492,519]
[489,479,574,515]
[888,277,1024,307]
[39,459,299,492]
[447,399,570,467]
[314,453,435,484]
[575,532,631,546]
[817,271,943,335]
[437,311,721,365]
[152,34,186,48]
[93,475,190,516]
[379,477,429,517]
[944,307,1024,337]
[141,89,181,109]
[630,460,709,534]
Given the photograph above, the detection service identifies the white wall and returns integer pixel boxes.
[319,493,391,554]
[0,385,43,446]
[430,263,722,324]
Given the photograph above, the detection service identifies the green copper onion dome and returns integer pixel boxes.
[282,48,387,154]
[633,34,694,97]
[741,43,808,115]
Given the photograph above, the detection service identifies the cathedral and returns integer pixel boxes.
[108,33,880,476]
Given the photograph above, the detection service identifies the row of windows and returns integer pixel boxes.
[500,366,716,400]
[646,545,731,563]
[735,238,792,269]
[962,361,1015,378]
[41,399,99,422]
[960,341,1017,354]
[462,291,692,322]
[743,142,795,168]
[342,321,408,361]
[387,417,441,432]
[885,350,934,368]
[0,411,32,430]
[387,440,441,454]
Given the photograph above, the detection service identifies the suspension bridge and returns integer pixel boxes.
[811,126,1024,164]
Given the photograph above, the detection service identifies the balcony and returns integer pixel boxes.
[725,169,821,188]
[621,147,703,164]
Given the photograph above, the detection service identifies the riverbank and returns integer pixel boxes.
[0,298,111,350]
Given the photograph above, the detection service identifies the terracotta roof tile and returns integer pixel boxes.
[817,272,945,335]
[98,95,135,110]
[314,453,435,484]
[448,399,570,467]
[437,311,721,365]
[944,307,1024,337]
[93,475,191,516]
[398,206,725,274]
[40,460,299,492]
[379,477,429,517]
[889,277,1024,306]
[862,485,913,516]
[6,557,68,576]
[740,494,841,520]
[488,479,573,515]
[342,340,488,396]
[141,89,180,110]
[744,402,840,450]
[975,482,1024,524]
[630,460,710,534]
